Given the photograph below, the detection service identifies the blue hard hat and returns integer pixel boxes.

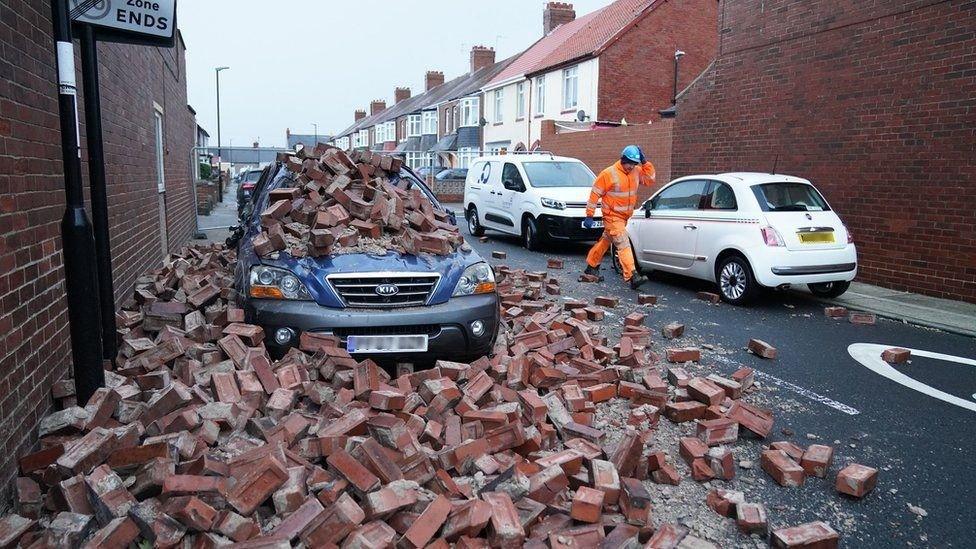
[621,145,642,164]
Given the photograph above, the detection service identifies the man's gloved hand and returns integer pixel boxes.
[583,216,594,229]
[637,147,646,164]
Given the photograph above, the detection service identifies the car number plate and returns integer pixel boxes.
[346,335,429,354]
[584,219,604,229]
[797,232,835,244]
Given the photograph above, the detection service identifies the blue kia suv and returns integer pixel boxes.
[234,161,499,362]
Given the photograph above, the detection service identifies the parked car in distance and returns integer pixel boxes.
[463,153,604,250]
[626,172,857,305]
[415,165,447,180]
[435,168,468,181]
[237,167,265,215]
[235,161,499,362]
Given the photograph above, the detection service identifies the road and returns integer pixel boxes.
[462,223,976,547]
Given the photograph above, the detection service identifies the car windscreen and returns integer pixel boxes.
[522,161,595,188]
[751,182,831,212]
[244,170,262,182]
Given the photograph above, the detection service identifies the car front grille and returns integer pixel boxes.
[327,272,440,308]
[565,201,600,209]
[330,324,441,338]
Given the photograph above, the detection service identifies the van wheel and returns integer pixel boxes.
[523,216,543,251]
[467,206,485,237]
[808,281,851,298]
[716,255,760,305]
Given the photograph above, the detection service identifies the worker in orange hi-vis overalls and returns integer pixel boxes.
[583,145,656,289]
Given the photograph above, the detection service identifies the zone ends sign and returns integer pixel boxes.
[70,0,177,47]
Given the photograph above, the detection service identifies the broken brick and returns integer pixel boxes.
[748,338,777,359]
[835,463,878,498]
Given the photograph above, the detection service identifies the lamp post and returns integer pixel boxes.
[312,123,318,144]
[672,50,685,105]
[215,66,230,199]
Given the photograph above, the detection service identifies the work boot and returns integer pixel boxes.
[629,274,649,290]
[584,265,604,282]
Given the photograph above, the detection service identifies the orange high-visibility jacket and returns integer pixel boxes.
[585,160,656,220]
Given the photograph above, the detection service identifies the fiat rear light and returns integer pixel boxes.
[761,226,785,247]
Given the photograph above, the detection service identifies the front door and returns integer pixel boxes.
[637,179,708,271]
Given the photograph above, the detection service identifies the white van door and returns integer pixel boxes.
[481,161,514,233]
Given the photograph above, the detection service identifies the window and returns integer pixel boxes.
[446,107,453,133]
[535,75,546,115]
[386,121,396,143]
[153,109,165,192]
[357,129,368,147]
[704,181,738,211]
[406,152,424,169]
[460,97,479,127]
[457,147,478,168]
[422,110,437,134]
[562,66,578,110]
[373,125,382,144]
[751,183,830,212]
[651,180,708,211]
[502,163,525,191]
[453,107,459,130]
[407,114,420,137]
[493,89,503,124]
[521,161,595,188]
[516,82,526,119]
[397,120,405,142]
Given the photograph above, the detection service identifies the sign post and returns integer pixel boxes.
[51,0,104,404]
[57,0,177,400]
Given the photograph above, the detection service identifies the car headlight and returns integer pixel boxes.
[249,266,312,300]
[453,262,496,297]
[540,197,566,210]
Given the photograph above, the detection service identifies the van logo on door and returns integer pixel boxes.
[478,162,492,184]
[375,283,399,296]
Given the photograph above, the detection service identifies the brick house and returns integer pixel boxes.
[0,0,197,494]
[482,0,717,152]
[672,0,976,302]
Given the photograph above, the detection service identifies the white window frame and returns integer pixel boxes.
[408,114,422,137]
[422,110,437,135]
[516,82,526,119]
[384,121,396,143]
[493,89,503,124]
[153,104,165,193]
[535,76,546,115]
[358,129,368,147]
[460,97,479,127]
[562,66,579,110]
[457,147,478,169]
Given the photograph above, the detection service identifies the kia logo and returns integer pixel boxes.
[375,283,399,296]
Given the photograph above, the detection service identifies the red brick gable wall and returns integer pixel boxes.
[598,0,718,124]
[0,0,196,496]
[672,0,976,302]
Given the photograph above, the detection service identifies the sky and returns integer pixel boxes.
[179,0,614,148]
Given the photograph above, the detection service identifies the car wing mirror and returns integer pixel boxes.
[643,202,652,218]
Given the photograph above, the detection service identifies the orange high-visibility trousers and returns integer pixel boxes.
[586,217,636,281]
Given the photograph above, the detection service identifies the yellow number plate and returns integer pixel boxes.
[798,232,835,244]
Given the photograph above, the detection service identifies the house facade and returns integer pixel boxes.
[483,0,717,151]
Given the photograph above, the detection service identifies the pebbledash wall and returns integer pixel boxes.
[0,0,197,496]
[540,119,673,203]
[672,0,976,302]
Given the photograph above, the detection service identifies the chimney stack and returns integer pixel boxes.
[355,109,367,121]
[370,100,386,116]
[395,87,411,104]
[470,46,496,73]
[425,70,445,92]
[544,2,575,35]
[252,141,259,148]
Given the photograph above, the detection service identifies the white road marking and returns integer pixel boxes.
[848,343,976,413]
[711,355,860,415]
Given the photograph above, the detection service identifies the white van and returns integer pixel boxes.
[462,153,603,250]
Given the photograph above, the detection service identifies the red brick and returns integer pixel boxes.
[687,377,724,406]
[770,521,839,548]
[666,347,701,363]
[748,339,777,359]
[800,445,834,478]
[483,492,524,548]
[571,486,604,523]
[881,347,911,364]
[706,488,744,517]
[401,494,452,548]
[327,449,380,494]
[761,450,805,487]
[736,502,768,536]
[848,312,877,325]
[835,463,878,498]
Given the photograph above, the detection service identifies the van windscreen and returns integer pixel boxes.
[522,162,595,188]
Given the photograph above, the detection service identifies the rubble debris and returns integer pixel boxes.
[547,259,564,269]
[4,237,863,548]
[848,311,877,325]
[881,347,911,364]
[836,463,878,498]
[251,148,463,259]
[823,306,848,318]
[747,338,777,359]
[770,521,839,548]
[637,294,658,305]
[492,251,507,260]
[696,291,721,304]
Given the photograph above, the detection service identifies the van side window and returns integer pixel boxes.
[502,163,525,192]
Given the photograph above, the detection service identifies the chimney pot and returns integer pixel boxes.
[355,109,367,121]
[425,70,445,92]
[544,2,575,35]
[470,45,496,73]
[395,87,411,104]
[370,100,387,116]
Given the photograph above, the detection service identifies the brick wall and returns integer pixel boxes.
[598,0,718,124]
[540,119,673,202]
[0,0,196,497]
[673,0,976,302]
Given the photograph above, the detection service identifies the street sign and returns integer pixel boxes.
[69,0,177,47]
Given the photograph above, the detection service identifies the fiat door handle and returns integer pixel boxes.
[683,224,698,230]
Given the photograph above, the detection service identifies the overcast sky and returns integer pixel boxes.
[178,0,613,148]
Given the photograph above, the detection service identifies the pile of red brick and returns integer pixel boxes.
[0,247,865,548]
[252,146,462,259]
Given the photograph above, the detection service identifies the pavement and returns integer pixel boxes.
[454,214,976,547]
[195,180,241,245]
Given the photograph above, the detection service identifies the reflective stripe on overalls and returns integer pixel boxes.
[608,169,637,215]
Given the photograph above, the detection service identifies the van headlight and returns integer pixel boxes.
[541,197,566,210]
[453,262,496,297]
[249,266,312,300]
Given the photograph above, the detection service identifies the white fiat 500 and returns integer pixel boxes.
[626,173,857,305]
